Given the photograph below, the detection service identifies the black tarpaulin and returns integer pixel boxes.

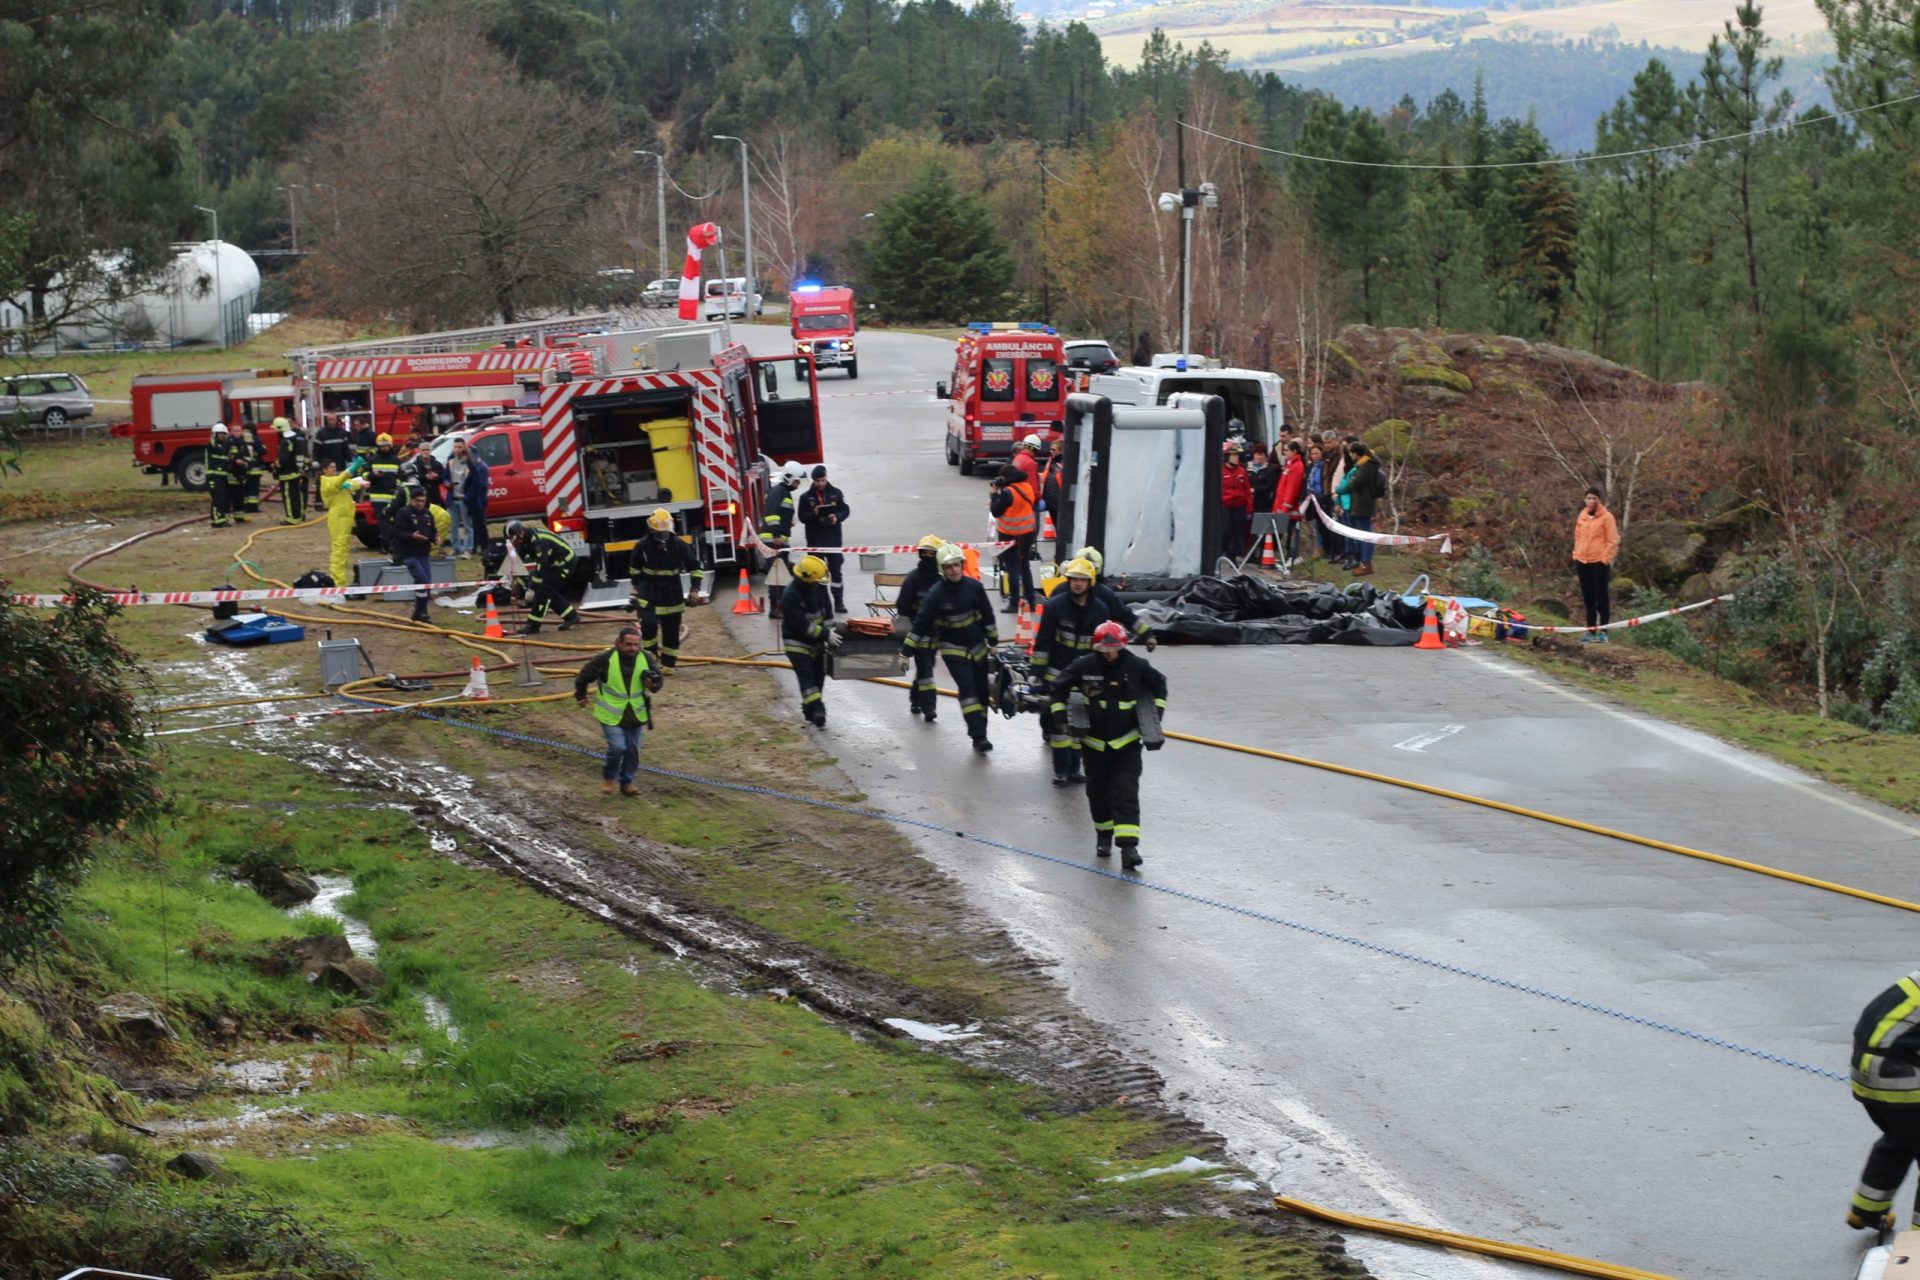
[1137,575,1426,646]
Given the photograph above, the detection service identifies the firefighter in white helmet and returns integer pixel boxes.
[761,461,807,618]
[207,424,237,528]
[780,554,836,727]
[628,507,707,671]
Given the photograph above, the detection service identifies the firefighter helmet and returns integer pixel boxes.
[936,543,967,568]
[1092,621,1129,650]
[647,508,674,532]
[271,416,289,431]
[504,520,529,543]
[1063,557,1096,581]
[794,554,829,584]
[780,461,807,484]
[1075,546,1104,574]
[916,534,945,552]
[1022,434,1045,451]
[211,423,229,436]
[376,432,394,447]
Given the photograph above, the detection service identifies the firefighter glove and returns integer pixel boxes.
[1144,740,1163,751]
[825,628,844,651]
[1143,635,1159,651]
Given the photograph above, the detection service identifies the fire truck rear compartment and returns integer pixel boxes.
[573,388,701,580]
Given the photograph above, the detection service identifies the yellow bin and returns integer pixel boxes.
[645,415,697,505]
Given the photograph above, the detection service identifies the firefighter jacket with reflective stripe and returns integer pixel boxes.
[992,478,1037,537]
[578,648,653,728]
[629,531,705,611]
[276,430,309,478]
[907,576,998,660]
[228,434,255,483]
[313,425,351,471]
[797,484,850,547]
[1048,650,1168,751]
[1031,589,1126,676]
[894,561,942,622]
[761,481,798,544]
[241,431,266,476]
[779,581,833,651]
[1854,972,1920,1105]
[208,435,239,482]
[523,528,574,583]
[367,448,402,501]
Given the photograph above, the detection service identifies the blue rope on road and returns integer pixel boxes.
[344,696,1848,1084]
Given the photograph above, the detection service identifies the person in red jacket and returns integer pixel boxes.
[1271,439,1307,564]
[1219,441,1253,563]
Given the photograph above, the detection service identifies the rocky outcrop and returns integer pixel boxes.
[165,1150,223,1180]
[247,864,319,909]
[96,994,176,1045]
[314,959,386,997]
[254,934,352,980]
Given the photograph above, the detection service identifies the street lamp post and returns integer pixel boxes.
[632,149,668,286]
[276,185,301,255]
[194,204,225,349]
[1155,183,1218,359]
[712,135,754,316]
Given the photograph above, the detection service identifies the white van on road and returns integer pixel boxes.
[703,277,764,320]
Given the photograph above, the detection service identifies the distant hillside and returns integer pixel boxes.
[1276,41,1834,152]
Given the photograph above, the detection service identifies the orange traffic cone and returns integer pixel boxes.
[1414,599,1447,651]
[1015,601,1039,654]
[1259,531,1277,570]
[1042,510,1057,540]
[462,654,492,700]
[483,599,504,640]
[730,567,759,615]
[963,545,981,580]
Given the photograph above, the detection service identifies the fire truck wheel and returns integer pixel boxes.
[845,361,858,380]
[173,450,210,492]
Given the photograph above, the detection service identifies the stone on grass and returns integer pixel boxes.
[166,1150,222,1180]
[96,993,176,1044]
[247,865,319,909]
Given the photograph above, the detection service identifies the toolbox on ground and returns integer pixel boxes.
[353,557,457,588]
[206,613,306,646]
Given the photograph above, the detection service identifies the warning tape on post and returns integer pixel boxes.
[7,579,506,609]
[1467,592,1737,635]
[1304,495,1453,554]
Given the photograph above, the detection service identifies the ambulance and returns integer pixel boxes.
[935,322,1066,476]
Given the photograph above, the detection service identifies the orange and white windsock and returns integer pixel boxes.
[677,223,722,321]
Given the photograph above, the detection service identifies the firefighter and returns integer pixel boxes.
[797,464,851,614]
[1048,621,1167,870]
[318,460,366,586]
[629,508,708,671]
[1847,969,1920,1233]
[1031,557,1132,786]
[366,433,403,551]
[907,542,998,753]
[1072,546,1154,646]
[761,461,805,619]
[894,535,945,722]
[207,424,237,528]
[574,624,663,797]
[505,519,578,634]
[990,463,1039,614]
[313,414,352,474]
[348,414,377,461]
[391,486,439,623]
[780,554,835,728]
[239,422,267,517]
[275,417,309,523]
[225,422,253,522]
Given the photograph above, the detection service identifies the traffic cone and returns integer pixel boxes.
[963,545,981,580]
[730,567,759,615]
[1414,599,1447,651]
[483,599,504,640]
[1015,601,1038,654]
[461,654,492,700]
[1042,510,1057,540]
[1259,531,1277,570]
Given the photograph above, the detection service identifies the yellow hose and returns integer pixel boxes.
[1272,1197,1677,1280]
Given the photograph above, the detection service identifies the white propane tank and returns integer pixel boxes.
[141,241,260,345]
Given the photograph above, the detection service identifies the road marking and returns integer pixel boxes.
[1465,652,1920,840]
[1395,723,1466,753]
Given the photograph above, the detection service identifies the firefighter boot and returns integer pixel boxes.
[512,620,542,637]
[557,616,578,632]
[832,587,846,615]
[1095,835,1112,859]
[971,735,993,754]
[1119,840,1143,871]
[1848,1208,1895,1232]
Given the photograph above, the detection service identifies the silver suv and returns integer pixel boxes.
[2,371,94,429]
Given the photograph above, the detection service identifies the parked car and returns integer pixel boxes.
[703,277,764,320]
[640,278,678,308]
[1063,339,1121,374]
[594,268,639,304]
[1,371,94,429]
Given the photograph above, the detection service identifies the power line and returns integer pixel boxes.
[1179,89,1920,171]
[665,171,726,201]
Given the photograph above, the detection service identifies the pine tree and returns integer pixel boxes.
[866,162,1016,322]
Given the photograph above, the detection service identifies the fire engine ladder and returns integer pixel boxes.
[285,313,616,376]
[704,481,740,569]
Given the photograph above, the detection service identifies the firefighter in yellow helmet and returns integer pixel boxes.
[628,508,708,671]
[1072,545,1153,646]
[894,535,946,721]
[780,554,836,727]
[906,542,999,752]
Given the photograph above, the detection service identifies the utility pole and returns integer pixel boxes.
[1176,112,1186,353]
[194,204,225,348]
[633,149,668,284]
[713,135,754,314]
[1038,141,1052,325]
[277,185,301,255]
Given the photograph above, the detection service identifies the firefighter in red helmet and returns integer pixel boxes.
[1046,620,1167,871]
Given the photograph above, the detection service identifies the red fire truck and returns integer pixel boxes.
[935,322,1066,475]
[111,370,298,490]
[538,326,824,579]
[789,284,858,378]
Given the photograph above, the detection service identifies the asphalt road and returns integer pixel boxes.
[727,324,1920,1280]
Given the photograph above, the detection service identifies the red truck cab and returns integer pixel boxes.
[789,284,858,379]
[936,323,1065,476]
[112,370,296,490]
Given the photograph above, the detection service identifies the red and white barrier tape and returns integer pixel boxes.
[1303,495,1452,554]
[760,539,1014,556]
[10,579,504,609]
[1466,592,1737,635]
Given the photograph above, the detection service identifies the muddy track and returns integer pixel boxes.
[281,732,1361,1268]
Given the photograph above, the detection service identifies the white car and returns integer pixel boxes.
[639,277,677,308]
[703,277,764,320]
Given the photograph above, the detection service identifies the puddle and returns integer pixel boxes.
[884,1017,982,1043]
[1099,1155,1226,1183]
[434,1128,571,1153]
[301,875,377,960]
[420,994,460,1042]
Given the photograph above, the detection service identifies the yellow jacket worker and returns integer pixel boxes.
[319,461,366,586]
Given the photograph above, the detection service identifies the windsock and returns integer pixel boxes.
[677,223,722,321]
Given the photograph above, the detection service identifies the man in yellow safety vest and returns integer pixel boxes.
[573,625,664,796]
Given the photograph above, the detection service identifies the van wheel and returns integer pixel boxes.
[945,438,958,467]
[958,450,975,477]
[845,361,858,380]
[173,450,209,492]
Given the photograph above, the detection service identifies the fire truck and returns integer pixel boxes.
[538,325,823,580]
[935,322,1066,475]
[789,284,858,378]
[111,370,298,490]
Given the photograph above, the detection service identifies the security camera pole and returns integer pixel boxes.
[1156,183,1218,359]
